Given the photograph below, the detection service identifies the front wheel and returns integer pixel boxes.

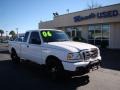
[46,59,65,80]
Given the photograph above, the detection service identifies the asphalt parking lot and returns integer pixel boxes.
[0,44,120,90]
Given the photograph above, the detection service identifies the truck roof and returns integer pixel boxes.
[26,29,62,32]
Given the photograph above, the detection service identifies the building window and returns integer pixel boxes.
[76,27,82,39]
[88,24,109,47]
[66,31,71,38]
[72,29,76,37]
[65,27,82,40]
[65,28,72,39]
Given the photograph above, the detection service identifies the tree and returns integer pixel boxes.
[0,29,4,37]
[87,0,102,9]
[9,30,16,38]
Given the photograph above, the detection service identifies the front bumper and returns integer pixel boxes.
[62,59,101,72]
[87,60,101,70]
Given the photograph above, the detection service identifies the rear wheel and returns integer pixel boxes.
[11,49,20,63]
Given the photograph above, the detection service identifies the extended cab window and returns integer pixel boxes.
[23,32,29,42]
[29,31,41,45]
[15,37,23,42]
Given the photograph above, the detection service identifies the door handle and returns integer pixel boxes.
[27,45,29,48]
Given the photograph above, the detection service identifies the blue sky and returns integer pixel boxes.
[0,0,120,35]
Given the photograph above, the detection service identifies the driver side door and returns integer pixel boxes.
[27,31,42,64]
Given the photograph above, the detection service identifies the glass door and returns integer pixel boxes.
[65,27,81,40]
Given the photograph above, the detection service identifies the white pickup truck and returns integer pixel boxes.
[9,29,101,78]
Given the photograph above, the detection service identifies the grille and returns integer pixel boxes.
[83,51,90,60]
[90,48,98,59]
[80,48,98,61]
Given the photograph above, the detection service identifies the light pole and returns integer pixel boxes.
[16,28,18,37]
[6,31,8,40]
[67,9,69,14]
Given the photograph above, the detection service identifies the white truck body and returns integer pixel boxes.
[9,29,101,72]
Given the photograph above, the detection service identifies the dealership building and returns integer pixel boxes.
[39,4,120,49]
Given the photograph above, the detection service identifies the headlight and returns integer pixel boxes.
[67,52,81,60]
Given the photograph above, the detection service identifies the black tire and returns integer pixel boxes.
[11,49,20,63]
[46,58,64,80]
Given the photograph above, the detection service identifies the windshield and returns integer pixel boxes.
[40,30,70,42]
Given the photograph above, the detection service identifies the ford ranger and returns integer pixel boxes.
[9,29,101,78]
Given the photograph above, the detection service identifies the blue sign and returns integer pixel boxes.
[97,10,118,18]
[74,10,119,22]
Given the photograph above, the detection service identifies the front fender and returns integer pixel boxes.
[41,46,68,64]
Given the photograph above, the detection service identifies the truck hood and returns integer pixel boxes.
[47,41,98,52]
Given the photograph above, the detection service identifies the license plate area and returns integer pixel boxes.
[89,60,100,71]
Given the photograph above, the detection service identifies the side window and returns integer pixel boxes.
[23,32,29,42]
[29,32,41,45]
[18,38,23,42]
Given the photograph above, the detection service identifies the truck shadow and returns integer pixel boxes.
[0,60,89,90]
[100,49,120,71]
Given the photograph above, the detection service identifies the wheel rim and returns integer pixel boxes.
[51,66,57,73]
[49,65,58,79]
[47,60,63,79]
